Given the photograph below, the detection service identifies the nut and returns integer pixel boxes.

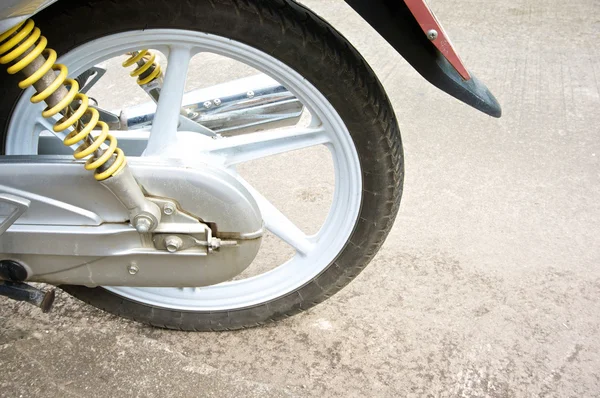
[213,98,222,106]
[165,235,184,253]
[133,215,154,233]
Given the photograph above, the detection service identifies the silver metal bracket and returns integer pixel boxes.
[149,197,239,253]
[0,194,30,236]
[153,233,238,254]
[150,197,209,234]
[76,64,107,94]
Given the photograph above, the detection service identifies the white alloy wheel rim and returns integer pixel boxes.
[4,30,362,311]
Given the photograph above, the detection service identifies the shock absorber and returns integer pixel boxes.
[0,19,161,232]
[122,50,198,123]
[123,50,162,85]
[122,50,163,103]
[0,19,125,180]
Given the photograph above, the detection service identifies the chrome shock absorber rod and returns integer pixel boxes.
[0,20,161,232]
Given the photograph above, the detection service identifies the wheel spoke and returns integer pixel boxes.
[236,177,314,255]
[205,127,329,166]
[145,46,192,155]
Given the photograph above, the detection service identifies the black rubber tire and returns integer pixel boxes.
[0,0,404,331]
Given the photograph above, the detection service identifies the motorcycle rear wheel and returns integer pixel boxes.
[0,0,404,330]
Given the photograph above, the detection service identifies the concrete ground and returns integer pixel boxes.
[1,0,599,396]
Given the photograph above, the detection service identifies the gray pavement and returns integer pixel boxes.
[1,0,599,396]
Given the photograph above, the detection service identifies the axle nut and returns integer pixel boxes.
[165,236,184,253]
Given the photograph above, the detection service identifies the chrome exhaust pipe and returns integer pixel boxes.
[120,74,304,135]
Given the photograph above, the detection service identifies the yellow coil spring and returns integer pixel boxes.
[0,19,126,181]
[122,50,162,85]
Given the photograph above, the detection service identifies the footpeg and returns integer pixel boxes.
[0,259,55,312]
[0,281,55,313]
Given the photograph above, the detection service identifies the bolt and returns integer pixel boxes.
[133,215,154,233]
[163,203,175,216]
[203,101,212,109]
[247,91,255,98]
[427,29,438,41]
[128,262,139,275]
[213,98,222,106]
[165,235,183,253]
[209,237,221,251]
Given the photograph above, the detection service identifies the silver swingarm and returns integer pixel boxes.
[0,156,263,287]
